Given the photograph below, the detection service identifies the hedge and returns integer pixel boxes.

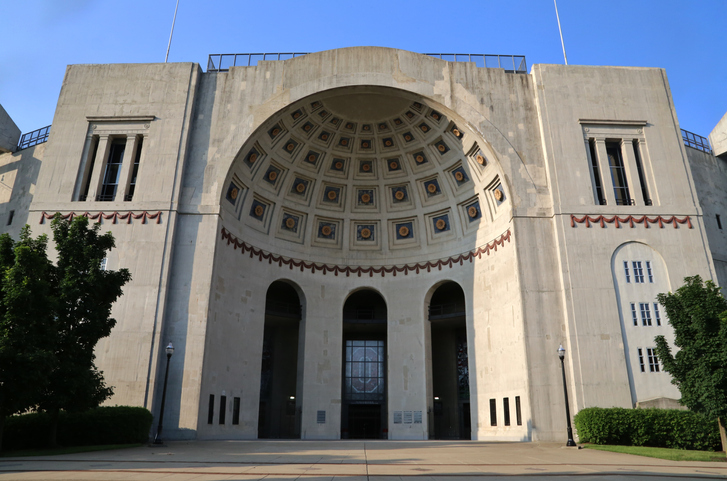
[574,407,721,451]
[2,406,153,450]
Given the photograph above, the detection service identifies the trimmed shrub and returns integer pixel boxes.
[2,406,152,450]
[574,407,721,451]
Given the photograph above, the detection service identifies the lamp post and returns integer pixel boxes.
[557,345,577,447]
[153,341,174,445]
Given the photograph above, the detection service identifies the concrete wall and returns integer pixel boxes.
[0,104,20,153]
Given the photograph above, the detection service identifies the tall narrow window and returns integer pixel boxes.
[515,396,522,426]
[631,303,638,326]
[80,136,100,201]
[624,261,631,283]
[638,348,645,372]
[606,141,631,205]
[639,303,652,326]
[632,261,644,283]
[125,136,143,201]
[588,139,606,205]
[718,215,723,230]
[208,394,215,424]
[647,348,660,372]
[219,395,227,424]
[489,398,497,426]
[503,397,510,426]
[653,303,662,326]
[646,261,653,282]
[98,138,126,201]
[232,397,241,425]
[632,140,651,205]
[6,210,14,226]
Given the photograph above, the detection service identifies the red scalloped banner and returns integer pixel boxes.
[39,211,162,225]
[570,214,692,229]
[220,227,512,277]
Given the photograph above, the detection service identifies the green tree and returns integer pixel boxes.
[654,275,727,453]
[0,228,56,451]
[38,215,131,447]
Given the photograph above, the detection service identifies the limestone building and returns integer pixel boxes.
[1,47,725,442]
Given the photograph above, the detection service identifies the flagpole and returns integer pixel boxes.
[165,0,180,63]
[554,0,568,65]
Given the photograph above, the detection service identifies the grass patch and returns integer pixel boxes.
[583,444,726,462]
[1,443,142,457]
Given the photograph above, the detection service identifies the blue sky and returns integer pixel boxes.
[2,0,725,140]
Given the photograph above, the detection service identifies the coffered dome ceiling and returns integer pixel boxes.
[221,88,510,266]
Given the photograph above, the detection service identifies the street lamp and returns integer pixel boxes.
[557,345,577,447]
[153,341,174,445]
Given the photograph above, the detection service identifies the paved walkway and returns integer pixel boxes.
[0,440,726,480]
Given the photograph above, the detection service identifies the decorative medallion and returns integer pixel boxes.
[476,153,486,165]
[318,110,329,119]
[303,122,314,132]
[434,140,449,154]
[399,226,409,237]
[394,118,403,126]
[379,123,388,131]
[468,205,478,218]
[345,122,355,130]
[362,124,372,132]
[326,189,338,201]
[296,183,306,193]
[331,159,345,171]
[455,171,464,181]
[311,101,322,109]
[306,151,319,164]
[413,152,428,165]
[494,188,504,201]
[430,110,442,121]
[268,125,282,139]
[383,138,394,147]
[319,131,330,141]
[285,217,296,229]
[226,182,241,205]
[388,159,401,171]
[318,223,336,239]
[292,178,309,195]
[419,123,430,133]
[329,117,340,126]
[424,179,441,197]
[321,225,332,236]
[291,109,303,120]
[361,193,371,204]
[360,228,372,239]
[452,167,469,185]
[250,200,266,220]
[412,102,423,111]
[433,215,450,233]
[405,111,415,119]
[339,137,350,147]
[284,140,297,153]
[359,160,373,173]
[361,140,371,149]
[392,186,408,203]
[403,132,414,142]
[264,165,281,185]
[395,222,414,239]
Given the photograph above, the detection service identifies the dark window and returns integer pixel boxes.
[632,140,651,205]
[588,139,605,205]
[515,396,522,426]
[344,340,385,402]
[503,397,510,426]
[232,397,240,425]
[125,136,143,201]
[606,141,631,205]
[718,215,722,230]
[208,394,214,424]
[219,395,226,424]
[98,138,126,201]
[638,348,645,373]
[7,210,14,226]
[489,398,497,426]
[80,136,100,201]
[647,348,660,372]
[654,303,662,326]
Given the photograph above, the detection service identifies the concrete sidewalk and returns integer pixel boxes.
[0,440,726,480]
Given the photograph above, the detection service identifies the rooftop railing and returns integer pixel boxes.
[207,52,527,73]
[682,128,712,154]
[18,125,51,150]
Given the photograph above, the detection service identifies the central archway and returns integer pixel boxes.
[341,289,388,439]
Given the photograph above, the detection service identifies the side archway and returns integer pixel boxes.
[258,280,304,438]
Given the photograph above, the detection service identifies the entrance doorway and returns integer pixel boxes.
[428,282,471,440]
[341,290,387,439]
[258,281,302,438]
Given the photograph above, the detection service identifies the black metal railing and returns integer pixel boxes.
[428,302,465,319]
[18,125,51,150]
[208,53,309,71]
[424,53,527,73]
[682,129,712,154]
[266,300,302,318]
[207,52,527,73]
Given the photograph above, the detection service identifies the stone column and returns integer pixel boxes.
[117,135,140,202]
[620,138,643,206]
[87,134,111,201]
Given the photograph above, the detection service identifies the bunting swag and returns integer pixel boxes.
[570,214,692,229]
[40,211,163,225]
[220,227,512,277]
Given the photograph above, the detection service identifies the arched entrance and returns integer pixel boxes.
[341,289,387,439]
[258,280,303,438]
[428,282,471,439]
